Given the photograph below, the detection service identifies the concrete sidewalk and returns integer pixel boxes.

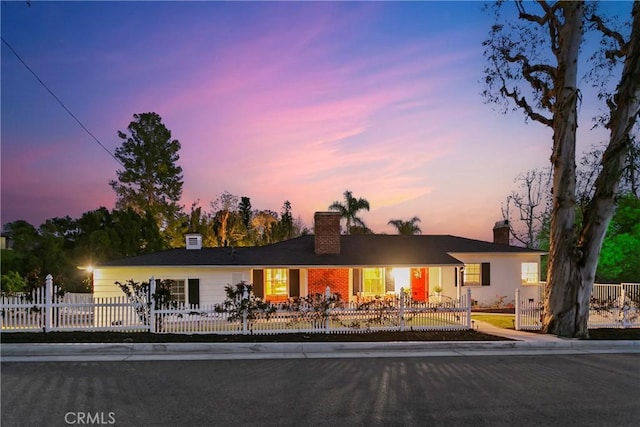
[2,323,639,362]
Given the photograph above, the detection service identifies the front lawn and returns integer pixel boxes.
[471,314,516,329]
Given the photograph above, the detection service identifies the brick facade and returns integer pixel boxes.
[307,268,350,300]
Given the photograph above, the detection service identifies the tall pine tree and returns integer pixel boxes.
[110,112,184,247]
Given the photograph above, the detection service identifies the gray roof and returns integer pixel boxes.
[99,235,543,268]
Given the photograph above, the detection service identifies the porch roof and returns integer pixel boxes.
[98,234,542,268]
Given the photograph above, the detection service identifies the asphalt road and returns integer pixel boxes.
[2,354,639,427]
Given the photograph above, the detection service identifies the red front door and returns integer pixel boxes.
[410,268,428,301]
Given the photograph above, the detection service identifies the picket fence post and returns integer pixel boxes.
[325,286,331,334]
[466,287,472,329]
[149,276,156,333]
[242,286,249,335]
[620,288,629,328]
[399,287,406,331]
[515,288,521,331]
[44,274,53,332]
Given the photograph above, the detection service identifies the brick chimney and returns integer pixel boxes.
[492,220,510,245]
[314,212,341,255]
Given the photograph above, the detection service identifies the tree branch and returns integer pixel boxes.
[500,80,554,126]
[504,51,557,110]
[589,14,627,59]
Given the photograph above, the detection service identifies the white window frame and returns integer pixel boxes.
[168,279,186,304]
[265,268,288,299]
[463,263,481,286]
[362,268,385,295]
[521,262,540,285]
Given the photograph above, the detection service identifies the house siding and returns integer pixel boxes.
[450,253,541,306]
[93,267,251,306]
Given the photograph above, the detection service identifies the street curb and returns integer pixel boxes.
[2,340,639,359]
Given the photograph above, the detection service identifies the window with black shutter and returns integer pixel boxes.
[481,263,491,286]
[252,269,264,298]
[352,269,362,296]
[188,278,200,306]
[289,269,300,298]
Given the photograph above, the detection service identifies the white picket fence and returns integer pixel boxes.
[1,275,473,334]
[156,291,473,335]
[515,283,640,330]
[1,275,149,332]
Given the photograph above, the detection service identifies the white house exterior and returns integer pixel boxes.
[93,213,545,307]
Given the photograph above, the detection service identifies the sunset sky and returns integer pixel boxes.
[1,1,629,241]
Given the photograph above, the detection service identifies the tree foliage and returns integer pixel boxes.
[109,112,184,247]
[388,217,422,235]
[595,194,640,283]
[328,190,370,235]
[1,207,164,293]
[483,1,640,337]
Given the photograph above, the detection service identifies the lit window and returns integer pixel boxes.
[464,264,481,285]
[169,280,185,304]
[521,263,539,284]
[265,269,288,298]
[363,268,385,295]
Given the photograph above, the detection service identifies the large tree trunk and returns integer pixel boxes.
[542,2,585,337]
[544,2,640,337]
[578,1,640,331]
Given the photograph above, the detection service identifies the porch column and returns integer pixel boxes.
[456,267,461,301]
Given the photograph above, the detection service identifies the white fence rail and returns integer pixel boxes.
[2,276,473,335]
[515,283,640,330]
[154,291,473,335]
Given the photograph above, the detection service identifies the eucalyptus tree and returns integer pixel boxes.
[110,112,184,247]
[388,217,422,235]
[483,1,640,337]
[328,190,370,235]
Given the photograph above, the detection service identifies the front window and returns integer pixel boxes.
[464,264,481,285]
[521,263,539,284]
[363,268,385,295]
[169,279,185,304]
[265,268,288,299]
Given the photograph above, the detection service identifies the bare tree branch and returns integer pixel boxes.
[589,14,627,59]
[500,80,553,126]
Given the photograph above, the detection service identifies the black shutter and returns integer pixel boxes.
[385,268,395,292]
[289,269,300,297]
[252,269,264,297]
[352,269,361,296]
[481,263,491,286]
[188,279,200,307]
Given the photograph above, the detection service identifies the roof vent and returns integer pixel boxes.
[185,233,202,250]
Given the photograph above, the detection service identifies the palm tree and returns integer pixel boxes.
[388,217,422,235]
[328,190,370,235]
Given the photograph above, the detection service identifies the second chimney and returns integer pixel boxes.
[314,212,341,255]
[492,220,510,246]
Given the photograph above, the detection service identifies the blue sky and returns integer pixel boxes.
[1,1,630,240]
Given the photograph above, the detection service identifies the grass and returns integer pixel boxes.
[471,314,516,329]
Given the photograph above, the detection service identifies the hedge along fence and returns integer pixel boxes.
[1,276,473,334]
